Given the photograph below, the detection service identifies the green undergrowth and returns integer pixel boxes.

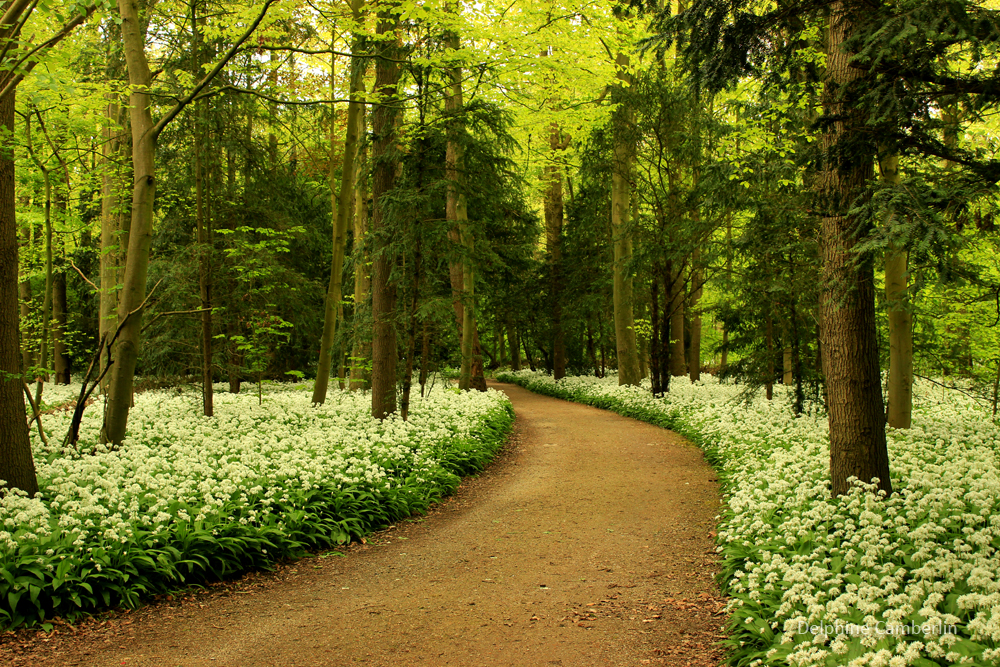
[1,395,514,630]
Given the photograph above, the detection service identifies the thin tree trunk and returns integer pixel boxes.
[53,271,69,383]
[419,319,430,397]
[880,153,912,429]
[444,21,481,391]
[689,250,702,382]
[544,122,567,380]
[101,0,157,445]
[820,2,891,497]
[315,41,366,404]
[650,269,661,396]
[509,321,521,371]
[783,345,793,385]
[370,6,400,419]
[765,315,774,400]
[658,264,671,394]
[611,54,640,386]
[193,11,212,416]
[19,278,32,373]
[350,101,370,391]
[586,319,599,379]
[669,261,685,376]
[0,86,39,496]
[100,46,129,391]
[400,243,421,421]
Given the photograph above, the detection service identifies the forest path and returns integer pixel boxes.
[9,382,725,667]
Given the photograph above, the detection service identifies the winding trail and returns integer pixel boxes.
[5,382,726,667]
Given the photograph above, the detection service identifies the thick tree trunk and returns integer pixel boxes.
[880,153,912,429]
[370,7,400,419]
[53,271,69,384]
[315,45,366,404]
[101,0,157,445]
[0,87,39,496]
[820,2,891,497]
[611,55,640,386]
[783,345,793,385]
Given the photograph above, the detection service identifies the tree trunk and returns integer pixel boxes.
[820,2,891,497]
[419,319,430,397]
[650,268,662,396]
[880,153,912,429]
[99,47,129,391]
[611,55,640,386]
[350,102,371,391]
[765,315,774,401]
[19,278,32,373]
[192,9,213,416]
[314,43,366,404]
[669,261,686,376]
[370,6,400,419]
[0,86,39,496]
[658,265,671,394]
[544,123,567,380]
[688,251,702,382]
[53,271,69,384]
[444,25,483,392]
[101,0,158,445]
[509,321,520,371]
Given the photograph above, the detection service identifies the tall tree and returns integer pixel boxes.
[370,4,401,418]
[1,0,98,495]
[610,51,641,386]
[101,0,276,445]
[314,12,367,405]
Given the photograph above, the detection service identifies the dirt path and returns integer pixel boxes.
[3,382,726,667]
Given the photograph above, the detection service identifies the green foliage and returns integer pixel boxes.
[0,398,514,630]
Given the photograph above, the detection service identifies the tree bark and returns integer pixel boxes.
[508,321,520,371]
[611,54,640,386]
[53,271,69,384]
[192,7,213,416]
[880,153,911,429]
[101,0,157,445]
[18,277,32,372]
[688,250,702,382]
[765,315,774,400]
[314,40,366,404]
[369,6,400,419]
[544,123,567,380]
[350,101,370,391]
[100,38,129,391]
[669,261,686,376]
[820,2,891,497]
[0,86,38,495]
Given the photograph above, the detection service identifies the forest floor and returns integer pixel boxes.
[2,381,726,667]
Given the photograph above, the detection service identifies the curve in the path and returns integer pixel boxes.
[9,382,725,667]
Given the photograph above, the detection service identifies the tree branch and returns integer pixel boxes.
[151,0,279,140]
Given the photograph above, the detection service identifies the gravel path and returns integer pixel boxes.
[3,381,726,667]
